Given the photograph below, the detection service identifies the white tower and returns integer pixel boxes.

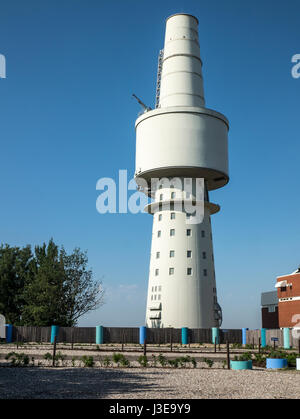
[134,14,229,328]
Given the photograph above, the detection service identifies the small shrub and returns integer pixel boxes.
[231,343,242,349]
[203,358,214,368]
[151,354,157,367]
[158,353,167,367]
[138,355,148,367]
[222,360,227,369]
[71,356,77,367]
[5,352,29,367]
[103,356,111,367]
[81,355,94,368]
[112,353,129,367]
[168,358,179,368]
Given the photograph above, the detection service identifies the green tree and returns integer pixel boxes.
[61,247,105,326]
[21,239,67,326]
[0,244,33,324]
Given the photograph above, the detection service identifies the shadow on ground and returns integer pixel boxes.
[0,367,171,399]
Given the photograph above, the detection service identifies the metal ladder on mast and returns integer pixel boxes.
[155,49,164,109]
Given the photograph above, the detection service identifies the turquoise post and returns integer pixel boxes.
[242,328,248,346]
[181,327,188,344]
[5,324,13,343]
[139,326,146,344]
[50,325,59,343]
[212,327,219,344]
[283,328,290,349]
[261,328,266,348]
[96,326,104,344]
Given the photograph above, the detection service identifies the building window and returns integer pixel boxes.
[156,252,160,259]
[170,229,175,236]
[187,268,192,275]
[151,295,153,300]
[171,192,176,199]
[159,194,163,201]
[157,231,161,238]
[203,269,207,276]
[281,286,287,292]
[158,214,162,221]
[170,250,175,258]
[170,212,175,220]
[158,294,161,300]
[159,184,163,189]
[155,286,157,292]
[154,294,157,300]
[186,229,191,236]
[169,268,174,275]
[202,251,206,259]
[158,285,161,292]
[155,269,159,276]
[186,213,191,220]
[187,250,192,258]
[201,230,205,237]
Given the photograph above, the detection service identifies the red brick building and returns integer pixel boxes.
[276,268,300,328]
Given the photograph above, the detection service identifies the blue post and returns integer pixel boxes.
[212,327,219,344]
[139,326,146,345]
[181,327,188,345]
[261,328,266,348]
[283,328,290,349]
[96,326,104,344]
[50,325,59,343]
[5,324,13,343]
[242,328,248,346]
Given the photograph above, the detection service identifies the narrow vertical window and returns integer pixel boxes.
[202,251,206,259]
[186,229,191,236]
[187,268,192,275]
[157,231,161,238]
[170,250,175,257]
[156,252,160,259]
[187,250,192,258]
[170,212,175,220]
[201,230,205,238]
[169,268,174,275]
[203,269,207,276]
[171,192,176,199]
[158,214,162,221]
[170,229,175,236]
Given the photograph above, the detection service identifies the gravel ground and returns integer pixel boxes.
[0,367,299,399]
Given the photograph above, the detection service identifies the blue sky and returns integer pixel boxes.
[0,0,299,329]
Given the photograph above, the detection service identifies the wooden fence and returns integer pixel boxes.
[246,329,299,348]
[11,326,242,344]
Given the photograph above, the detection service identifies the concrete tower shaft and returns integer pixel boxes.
[134,13,229,329]
[160,14,205,107]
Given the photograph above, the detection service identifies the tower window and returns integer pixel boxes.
[155,269,159,276]
[187,250,192,258]
[158,214,162,221]
[202,252,206,259]
[159,194,163,201]
[186,229,191,236]
[170,212,175,220]
[171,192,176,199]
[170,250,175,257]
[157,231,161,238]
[187,268,192,275]
[203,269,207,276]
[158,294,161,300]
[169,268,174,275]
[158,285,162,292]
[201,230,205,237]
[170,229,175,236]
[156,252,160,259]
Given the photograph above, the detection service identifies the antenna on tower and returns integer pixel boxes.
[132,94,152,113]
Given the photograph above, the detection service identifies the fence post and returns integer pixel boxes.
[261,328,266,348]
[52,335,57,367]
[143,339,147,356]
[96,325,103,344]
[170,328,173,352]
[50,325,59,344]
[226,340,230,369]
[139,326,146,345]
[258,337,261,354]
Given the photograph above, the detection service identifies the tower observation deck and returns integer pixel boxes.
[134,14,229,328]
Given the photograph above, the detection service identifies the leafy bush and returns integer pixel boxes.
[112,353,129,367]
[5,352,29,367]
[158,353,167,367]
[231,343,242,349]
[102,356,112,367]
[151,354,157,367]
[81,355,94,367]
[168,358,179,368]
[138,355,148,367]
[43,352,52,365]
[202,358,214,368]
